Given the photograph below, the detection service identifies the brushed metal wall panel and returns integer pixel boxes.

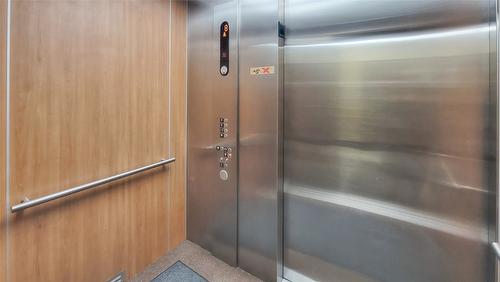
[187,0,238,266]
[283,0,497,281]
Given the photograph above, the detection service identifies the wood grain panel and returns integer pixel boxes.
[0,1,7,281]
[169,0,187,249]
[6,0,186,281]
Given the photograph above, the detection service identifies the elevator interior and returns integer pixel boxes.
[187,0,499,281]
[0,0,498,281]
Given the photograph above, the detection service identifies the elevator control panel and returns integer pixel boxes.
[216,117,232,181]
[216,145,232,181]
[216,145,232,167]
[220,22,230,76]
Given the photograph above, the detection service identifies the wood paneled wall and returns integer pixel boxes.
[0,0,187,281]
[0,0,6,281]
[169,1,187,248]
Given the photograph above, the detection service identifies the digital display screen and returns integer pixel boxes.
[220,21,229,76]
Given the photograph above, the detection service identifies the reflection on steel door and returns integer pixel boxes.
[283,0,496,281]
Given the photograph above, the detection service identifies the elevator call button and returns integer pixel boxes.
[220,170,229,181]
[220,65,228,75]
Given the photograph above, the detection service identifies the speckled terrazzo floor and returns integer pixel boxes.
[131,241,262,282]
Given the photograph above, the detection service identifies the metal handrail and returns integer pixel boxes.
[10,158,175,213]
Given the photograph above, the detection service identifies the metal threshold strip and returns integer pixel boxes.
[10,158,175,213]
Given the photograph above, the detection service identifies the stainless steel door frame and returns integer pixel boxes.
[238,0,282,281]
[496,0,500,280]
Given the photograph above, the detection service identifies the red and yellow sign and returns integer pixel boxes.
[250,66,275,75]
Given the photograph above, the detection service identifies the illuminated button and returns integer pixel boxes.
[220,133,225,138]
[216,146,221,151]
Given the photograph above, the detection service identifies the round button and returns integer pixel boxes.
[219,170,229,181]
[220,65,228,75]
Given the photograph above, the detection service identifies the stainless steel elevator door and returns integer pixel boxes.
[283,0,496,281]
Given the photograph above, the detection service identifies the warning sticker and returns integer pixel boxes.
[250,66,275,75]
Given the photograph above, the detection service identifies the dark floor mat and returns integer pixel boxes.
[151,261,208,282]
